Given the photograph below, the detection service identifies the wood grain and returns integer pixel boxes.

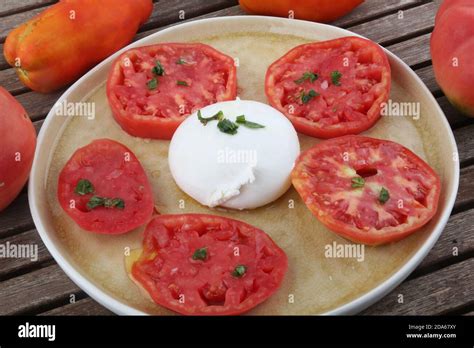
[0,0,55,18]
[362,258,474,315]
[0,264,81,315]
[0,193,34,238]
[39,297,113,315]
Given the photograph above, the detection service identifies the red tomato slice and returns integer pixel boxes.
[106,43,237,140]
[132,214,288,315]
[265,36,391,138]
[57,139,154,234]
[291,136,441,245]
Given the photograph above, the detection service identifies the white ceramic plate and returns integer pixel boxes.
[29,16,459,315]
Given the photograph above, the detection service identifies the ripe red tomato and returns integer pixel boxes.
[106,43,237,140]
[132,214,288,315]
[431,0,474,117]
[0,87,36,211]
[57,139,154,234]
[265,36,391,138]
[239,0,364,23]
[291,136,441,245]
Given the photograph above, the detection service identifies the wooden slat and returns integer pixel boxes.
[386,32,430,67]
[0,229,51,279]
[15,89,64,121]
[0,193,34,238]
[0,7,46,43]
[348,0,441,46]
[362,258,474,315]
[0,67,30,94]
[0,263,81,315]
[333,0,427,28]
[438,96,474,129]
[40,297,113,316]
[454,125,474,166]
[0,0,55,18]
[414,65,439,94]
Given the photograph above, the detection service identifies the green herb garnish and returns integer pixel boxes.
[231,265,247,278]
[198,110,224,125]
[151,61,165,76]
[301,89,319,104]
[147,78,158,90]
[351,177,365,188]
[177,80,188,86]
[295,71,318,84]
[86,196,125,210]
[176,58,186,65]
[235,115,265,129]
[379,187,390,204]
[217,118,239,135]
[192,247,207,261]
[75,179,94,195]
[331,70,342,86]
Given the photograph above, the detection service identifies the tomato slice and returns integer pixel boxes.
[291,136,441,245]
[265,36,391,139]
[57,139,154,234]
[106,43,237,140]
[131,214,288,315]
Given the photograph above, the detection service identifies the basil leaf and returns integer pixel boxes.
[192,247,207,260]
[301,89,319,104]
[147,78,158,90]
[177,80,188,86]
[295,71,318,84]
[235,115,265,129]
[176,58,186,65]
[151,61,165,76]
[231,265,247,278]
[331,70,342,86]
[86,196,125,210]
[351,177,365,188]
[379,187,390,204]
[198,110,224,125]
[75,179,94,195]
[217,118,239,135]
[86,196,105,210]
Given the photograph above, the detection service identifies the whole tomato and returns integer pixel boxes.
[239,0,364,23]
[431,0,474,117]
[0,87,36,211]
[4,0,153,93]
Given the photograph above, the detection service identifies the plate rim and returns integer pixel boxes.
[28,15,460,316]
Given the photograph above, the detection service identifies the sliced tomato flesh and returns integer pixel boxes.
[132,214,288,315]
[291,136,441,245]
[265,36,391,139]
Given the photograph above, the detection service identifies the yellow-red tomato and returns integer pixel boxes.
[239,0,364,23]
[0,87,36,211]
[431,0,474,117]
[4,0,152,93]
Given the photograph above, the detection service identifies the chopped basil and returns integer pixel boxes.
[217,118,239,135]
[331,70,342,86]
[177,80,188,86]
[176,58,186,65]
[198,110,224,125]
[351,177,365,188]
[86,196,125,210]
[301,89,319,104]
[192,247,207,261]
[231,265,247,278]
[235,115,265,129]
[151,60,165,76]
[379,187,390,204]
[75,179,94,195]
[147,78,158,90]
[295,71,318,84]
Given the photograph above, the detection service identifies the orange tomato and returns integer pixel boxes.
[239,0,364,23]
[4,0,153,93]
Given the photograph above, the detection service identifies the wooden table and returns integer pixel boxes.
[0,0,472,316]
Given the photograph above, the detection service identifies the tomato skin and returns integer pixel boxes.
[292,136,441,245]
[57,139,154,234]
[239,0,364,23]
[265,36,391,139]
[4,0,152,93]
[431,0,474,117]
[106,43,237,140]
[132,214,288,315]
[0,87,36,211]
